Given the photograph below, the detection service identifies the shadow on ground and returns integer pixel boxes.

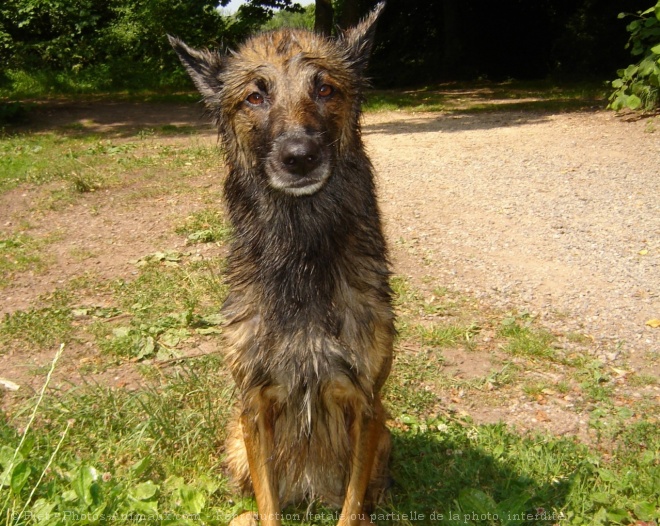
[10,101,215,138]
[381,428,574,525]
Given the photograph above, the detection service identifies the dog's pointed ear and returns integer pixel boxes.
[168,35,224,100]
[342,1,385,71]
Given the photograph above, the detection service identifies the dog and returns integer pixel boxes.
[169,4,393,524]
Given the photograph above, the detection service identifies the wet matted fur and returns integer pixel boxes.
[170,4,393,525]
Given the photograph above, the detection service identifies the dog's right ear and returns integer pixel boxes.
[168,35,224,100]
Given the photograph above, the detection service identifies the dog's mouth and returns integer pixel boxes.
[266,132,332,196]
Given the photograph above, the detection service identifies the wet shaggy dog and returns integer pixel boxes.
[169,4,393,525]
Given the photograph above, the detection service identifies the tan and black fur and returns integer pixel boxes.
[169,4,393,525]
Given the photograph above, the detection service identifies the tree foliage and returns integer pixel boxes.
[366,0,651,86]
[0,0,301,91]
[263,4,314,31]
[0,0,656,94]
[609,0,660,111]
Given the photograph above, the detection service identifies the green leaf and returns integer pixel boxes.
[598,468,616,482]
[136,335,156,360]
[593,507,608,525]
[61,489,78,502]
[0,447,23,487]
[457,488,497,515]
[130,456,152,477]
[497,492,531,525]
[131,480,159,501]
[133,500,159,515]
[196,327,222,335]
[72,465,98,506]
[10,460,31,495]
[640,58,656,76]
[627,94,642,109]
[31,499,57,525]
[611,78,624,88]
[640,450,656,465]
[634,501,657,521]
[606,508,629,522]
[199,313,224,326]
[591,492,610,504]
[180,485,206,514]
[652,43,660,54]
[112,326,131,338]
[18,434,36,458]
[0,445,19,469]
[624,64,639,78]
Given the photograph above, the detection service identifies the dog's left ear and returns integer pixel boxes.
[342,1,385,71]
[168,35,224,101]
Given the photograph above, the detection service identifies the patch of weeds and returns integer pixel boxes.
[0,306,73,350]
[644,117,657,134]
[390,276,420,308]
[386,418,591,524]
[417,323,480,350]
[68,247,97,262]
[175,208,232,244]
[70,172,100,193]
[574,360,615,403]
[573,418,660,523]
[0,354,236,523]
[94,256,227,360]
[498,313,556,360]
[365,89,447,112]
[0,133,98,192]
[421,287,461,316]
[564,331,593,345]
[628,373,657,387]
[522,380,555,398]
[0,234,44,286]
[484,362,520,390]
[156,124,198,135]
[384,349,444,420]
[99,310,223,361]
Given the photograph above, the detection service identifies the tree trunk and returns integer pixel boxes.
[339,0,359,30]
[314,0,333,36]
[442,0,462,74]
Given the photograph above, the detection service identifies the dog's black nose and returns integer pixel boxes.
[279,136,322,176]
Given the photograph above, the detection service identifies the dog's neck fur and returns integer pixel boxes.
[223,150,386,330]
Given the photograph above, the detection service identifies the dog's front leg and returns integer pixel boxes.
[338,410,381,526]
[238,398,281,526]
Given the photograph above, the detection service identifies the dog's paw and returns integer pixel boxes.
[229,511,258,526]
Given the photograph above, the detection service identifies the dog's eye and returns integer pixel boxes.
[317,84,334,98]
[246,92,265,105]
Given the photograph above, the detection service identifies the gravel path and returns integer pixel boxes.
[364,110,659,375]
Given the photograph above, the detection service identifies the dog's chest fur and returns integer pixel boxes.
[222,186,393,404]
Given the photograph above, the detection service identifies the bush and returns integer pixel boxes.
[0,101,29,125]
[608,1,660,112]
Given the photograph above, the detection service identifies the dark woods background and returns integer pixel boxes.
[370,0,650,85]
[0,0,651,91]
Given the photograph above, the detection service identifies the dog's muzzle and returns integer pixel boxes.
[267,132,332,196]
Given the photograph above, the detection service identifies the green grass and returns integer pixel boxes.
[498,314,556,360]
[0,132,220,199]
[2,269,659,525]
[90,255,227,361]
[2,368,658,525]
[0,234,45,288]
[1,92,658,525]
[364,81,609,113]
[175,209,232,245]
